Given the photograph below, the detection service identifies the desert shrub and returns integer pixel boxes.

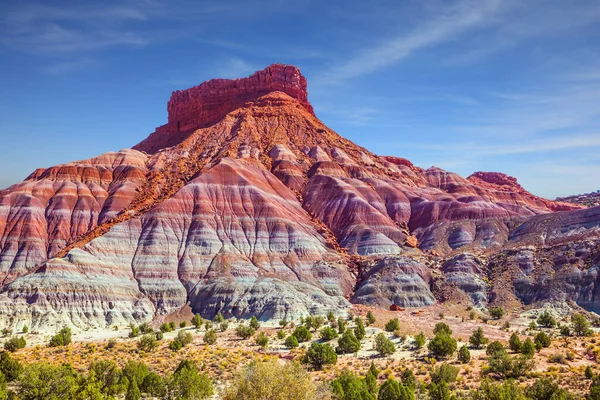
[378,377,414,400]
[255,332,269,349]
[303,343,337,370]
[169,321,176,331]
[0,352,21,382]
[312,316,326,331]
[534,331,551,349]
[458,345,471,363]
[338,317,347,334]
[284,335,299,349]
[160,323,172,333]
[375,333,396,357]
[471,378,524,400]
[18,363,79,399]
[385,319,400,332]
[279,319,289,328]
[122,361,149,387]
[430,363,459,384]
[191,314,203,329]
[537,311,557,328]
[168,360,213,399]
[433,322,452,336]
[21,326,28,334]
[141,372,166,398]
[204,329,217,345]
[0,329,10,338]
[414,332,426,349]
[401,368,416,391]
[129,324,140,338]
[327,311,336,322]
[224,360,323,400]
[331,370,375,400]
[179,321,186,329]
[521,338,535,358]
[486,353,533,379]
[49,327,72,347]
[176,330,193,346]
[320,326,338,341]
[429,381,451,400]
[220,321,229,332]
[354,318,366,340]
[235,324,256,340]
[560,325,571,337]
[137,334,157,352]
[509,333,522,353]
[126,380,141,400]
[572,313,591,336]
[169,339,183,351]
[138,322,153,334]
[489,306,504,319]
[586,365,595,379]
[277,330,286,340]
[486,341,506,357]
[428,333,457,359]
[88,360,125,396]
[249,316,260,330]
[155,331,163,341]
[3,336,25,352]
[337,330,361,354]
[547,353,566,364]
[293,326,312,342]
[366,311,376,325]
[469,327,488,349]
[106,338,118,349]
[525,377,575,400]
[213,312,224,323]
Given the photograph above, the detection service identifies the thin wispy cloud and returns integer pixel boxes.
[319,0,503,83]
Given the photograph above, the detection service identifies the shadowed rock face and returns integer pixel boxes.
[0,64,595,330]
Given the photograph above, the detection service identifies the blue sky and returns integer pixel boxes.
[1,0,599,198]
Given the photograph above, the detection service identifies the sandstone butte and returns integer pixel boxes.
[0,63,598,332]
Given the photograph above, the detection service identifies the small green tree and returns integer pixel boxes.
[433,322,452,336]
[469,327,488,349]
[191,314,203,329]
[534,331,551,350]
[303,343,337,370]
[176,330,193,346]
[430,363,459,384]
[137,334,157,352]
[486,341,506,357]
[337,330,361,354]
[586,365,595,379]
[49,327,72,347]
[204,329,217,345]
[458,345,471,363]
[489,306,504,319]
[537,311,557,328]
[284,335,299,349]
[331,370,374,400]
[169,339,183,351]
[521,338,535,358]
[255,332,269,349]
[509,333,522,353]
[129,324,140,338]
[337,317,347,334]
[125,380,141,400]
[414,332,426,349]
[277,330,286,340]
[141,372,166,398]
[160,323,172,333]
[235,324,256,340]
[375,333,396,357]
[327,311,336,322]
[428,333,457,359]
[22,325,28,334]
[320,326,338,341]
[3,336,26,352]
[378,378,413,400]
[385,318,400,332]
[169,321,176,331]
[249,316,260,330]
[168,360,213,399]
[354,318,366,340]
[0,351,22,382]
[366,311,376,325]
[293,326,312,342]
[572,313,591,336]
[220,321,229,332]
[213,312,224,323]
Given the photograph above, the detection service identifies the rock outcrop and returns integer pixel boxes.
[0,63,597,330]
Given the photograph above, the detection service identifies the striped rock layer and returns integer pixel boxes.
[0,64,595,331]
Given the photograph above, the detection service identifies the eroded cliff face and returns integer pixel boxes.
[0,64,597,330]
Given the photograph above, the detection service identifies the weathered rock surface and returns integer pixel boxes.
[0,63,596,329]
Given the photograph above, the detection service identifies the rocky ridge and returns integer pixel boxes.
[0,64,598,331]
